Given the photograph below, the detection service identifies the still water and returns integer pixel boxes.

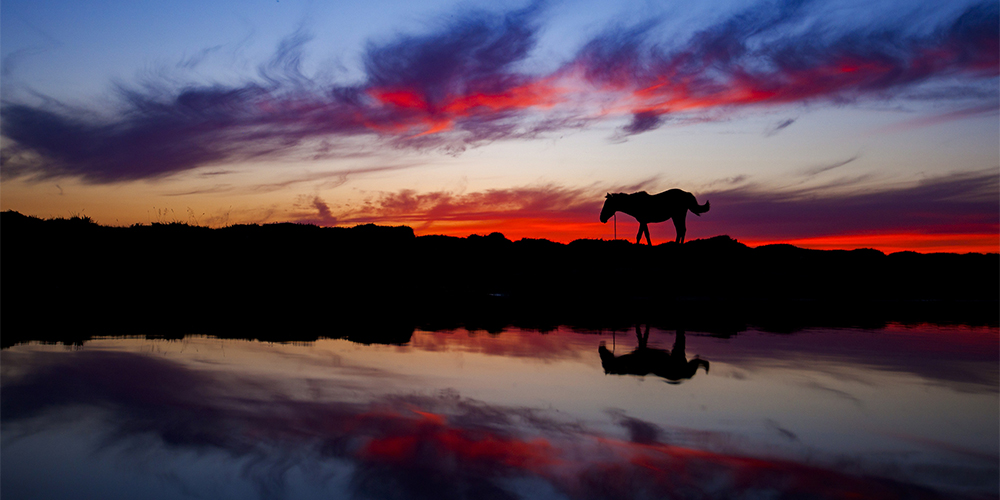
[2,324,997,499]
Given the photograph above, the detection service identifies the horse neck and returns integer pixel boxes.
[614,194,642,218]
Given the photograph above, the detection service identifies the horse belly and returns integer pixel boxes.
[644,208,673,223]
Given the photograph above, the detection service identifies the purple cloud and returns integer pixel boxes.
[362,3,541,104]
[1,1,996,182]
[575,1,999,137]
[763,117,796,137]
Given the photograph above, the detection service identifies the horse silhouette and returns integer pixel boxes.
[599,325,709,383]
[600,189,710,245]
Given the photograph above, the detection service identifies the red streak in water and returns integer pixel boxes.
[407,406,447,425]
[347,403,985,498]
[438,431,558,468]
[365,435,420,461]
[359,408,559,468]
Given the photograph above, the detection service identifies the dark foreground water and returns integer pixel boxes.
[2,324,997,500]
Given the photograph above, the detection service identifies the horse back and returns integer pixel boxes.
[638,189,693,220]
[656,188,693,201]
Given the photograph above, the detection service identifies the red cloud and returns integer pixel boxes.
[367,79,566,136]
[2,2,996,182]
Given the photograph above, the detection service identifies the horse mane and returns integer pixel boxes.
[607,191,647,199]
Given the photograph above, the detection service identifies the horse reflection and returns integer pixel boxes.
[599,325,709,383]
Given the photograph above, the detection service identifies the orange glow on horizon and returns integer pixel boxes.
[406,218,608,243]
[327,209,999,253]
[742,232,1000,254]
[402,221,997,254]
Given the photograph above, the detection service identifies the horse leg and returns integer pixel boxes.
[673,212,687,244]
[636,223,649,245]
[643,225,652,246]
[672,330,686,359]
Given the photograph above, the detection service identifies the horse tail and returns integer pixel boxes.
[690,198,710,216]
[692,357,709,374]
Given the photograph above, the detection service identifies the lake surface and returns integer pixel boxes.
[3,323,997,499]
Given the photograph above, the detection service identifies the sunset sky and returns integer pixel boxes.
[2,0,997,252]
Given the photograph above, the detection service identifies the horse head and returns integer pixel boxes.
[600,193,617,223]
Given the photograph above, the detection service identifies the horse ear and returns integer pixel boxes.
[605,193,611,198]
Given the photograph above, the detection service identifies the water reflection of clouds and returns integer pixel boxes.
[408,325,999,395]
[799,380,865,407]
[6,346,988,500]
[407,328,593,361]
[699,326,999,394]
[5,324,1000,499]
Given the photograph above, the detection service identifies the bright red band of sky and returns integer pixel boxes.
[295,170,999,254]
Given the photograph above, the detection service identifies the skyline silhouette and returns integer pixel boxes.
[3,209,996,348]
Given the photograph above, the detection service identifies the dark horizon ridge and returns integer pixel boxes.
[2,210,996,348]
[3,210,995,255]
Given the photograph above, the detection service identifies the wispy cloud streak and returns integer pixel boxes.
[800,154,859,176]
[1,1,996,182]
[301,183,607,235]
[763,117,796,137]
